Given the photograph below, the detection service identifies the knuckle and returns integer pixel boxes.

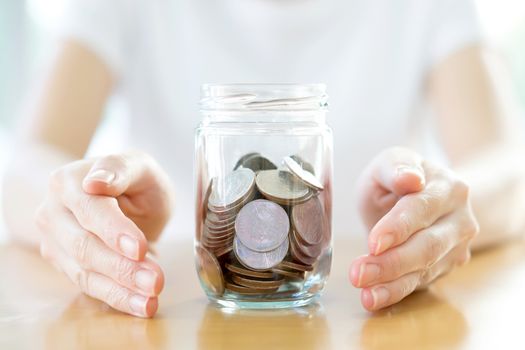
[72,233,91,267]
[453,179,470,203]
[464,215,480,240]
[75,269,90,293]
[48,168,66,192]
[34,204,50,232]
[386,250,404,278]
[396,211,412,240]
[424,232,446,267]
[457,249,472,266]
[114,257,136,284]
[105,283,128,307]
[414,194,436,227]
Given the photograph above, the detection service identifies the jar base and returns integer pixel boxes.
[207,293,320,310]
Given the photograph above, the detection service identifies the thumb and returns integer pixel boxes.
[82,153,156,197]
[373,147,426,196]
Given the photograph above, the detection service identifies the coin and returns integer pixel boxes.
[283,156,324,191]
[235,199,290,252]
[225,263,275,279]
[234,236,289,270]
[291,196,325,246]
[196,246,224,296]
[236,154,277,172]
[208,168,255,210]
[208,185,256,214]
[272,267,305,281]
[234,152,260,170]
[256,170,310,205]
[290,154,315,175]
[289,237,317,265]
[231,274,284,289]
[278,260,314,272]
[291,229,322,258]
[225,282,279,295]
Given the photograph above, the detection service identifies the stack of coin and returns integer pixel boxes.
[196,153,330,297]
[201,168,257,257]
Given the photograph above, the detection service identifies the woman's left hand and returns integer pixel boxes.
[350,147,479,311]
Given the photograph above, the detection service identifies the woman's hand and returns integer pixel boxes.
[351,147,479,311]
[35,152,174,318]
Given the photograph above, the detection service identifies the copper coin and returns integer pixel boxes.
[291,230,322,258]
[290,154,315,175]
[234,152,260,170]
[283,156,323,191]
[234,236,289,270]
[231,274,284,289]
[225,263,275,279]
[278,260,314,272]
[211,245,234,257]
[255,170,310,204]
[291,196,325,246]
[225,282,278,295]
[289,238,317,265]
[195,246,224,296]
[272,267,305,281]
[236,154,277,172]
[235,199,290,252]
[208,168,255,210]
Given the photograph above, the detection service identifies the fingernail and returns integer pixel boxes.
[358,263,381,286]
[129,294,148,316]
[136,269,157,293]
[119,235,139,259]
[85,169,115,184]
[371,287,390,309]
[375,234,394,255]
[396,165,425,186]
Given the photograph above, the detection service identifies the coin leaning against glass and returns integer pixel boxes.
[235,199,290,252]
[195,246,225,296]
[283,156,324,191]
[208,168,256,210]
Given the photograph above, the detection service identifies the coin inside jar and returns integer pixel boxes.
[233,152,260,170]
[208,168,255,210]
[235,199,290,252]
[283,156,324,191]
[291,196,325,246]
[235,154,277,172]
[234,236,289,270]
[255,170,310,205]
[290,154,316,175]
[195,246,225,296]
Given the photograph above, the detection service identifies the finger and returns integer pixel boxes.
[369,171,463,255]
[350,212,466,288]
[360,271,421,311]
[82,153,164,197]
[55,248,158,317]
[49,203,164,296]
[54,167,148,260]
[370,147,426,197]
[416,241,471,290]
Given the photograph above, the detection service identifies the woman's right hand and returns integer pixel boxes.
[35,152,174,318]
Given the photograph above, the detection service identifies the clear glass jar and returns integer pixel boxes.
[194,84,333,309]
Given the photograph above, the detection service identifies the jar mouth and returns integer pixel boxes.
[200,83,328,112]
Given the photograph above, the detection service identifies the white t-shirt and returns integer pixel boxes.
[58,0,481,240]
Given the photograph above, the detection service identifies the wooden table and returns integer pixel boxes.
[1,235,525,350]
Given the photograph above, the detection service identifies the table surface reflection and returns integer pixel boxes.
[1,235,525,350]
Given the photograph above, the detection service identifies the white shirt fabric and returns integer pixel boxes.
[58,0,481,240]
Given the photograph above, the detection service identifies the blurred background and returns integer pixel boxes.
[1,0,525,242]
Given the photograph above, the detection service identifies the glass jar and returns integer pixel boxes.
[194,84,333,309]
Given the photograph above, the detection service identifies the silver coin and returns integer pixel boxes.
[255,170,310,204]
[235,199,290,252]
[234,236,289,270]
[234,152,260,170]
[208,168,255,210]
[290,155,315,175]
[283,156,323,191]
[237,154,277,172]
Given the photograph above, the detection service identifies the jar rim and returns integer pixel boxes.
[200,83,328,112]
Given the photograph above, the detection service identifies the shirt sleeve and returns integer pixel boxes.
[57,0,136,79]
[426,0,483,67]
